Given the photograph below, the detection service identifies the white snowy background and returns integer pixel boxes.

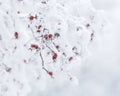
[0,0,120,96]
[86,0,120,96]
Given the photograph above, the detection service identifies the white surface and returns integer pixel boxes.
[0,0,119,96]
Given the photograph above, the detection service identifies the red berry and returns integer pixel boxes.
[38,25,42,29]
[31,44,39,49]
[52,53,57,60]
[29,15,35,20]
[14,32,19,39]
[48,34,53,39]
[48,71,53,77]
[56,45,59,49]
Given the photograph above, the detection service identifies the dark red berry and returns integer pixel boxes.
[48,34,53,39]
[38,25,42,29]
[29,15,35,20]
[14,32,19,39]
[48,71,53,77]
[52,53,57,60]
[56,45,59,49]
[31,44,39,49]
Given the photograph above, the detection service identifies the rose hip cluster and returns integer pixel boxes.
[20,14,77,78]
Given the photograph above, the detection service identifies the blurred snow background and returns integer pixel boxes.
[82,0,120,96]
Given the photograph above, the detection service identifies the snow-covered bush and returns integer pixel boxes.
[0,0,107,96]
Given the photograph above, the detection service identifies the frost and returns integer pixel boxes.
[0,0,107,96]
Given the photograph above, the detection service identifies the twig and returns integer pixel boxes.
[45,43,54,53]
[39,51,44,67]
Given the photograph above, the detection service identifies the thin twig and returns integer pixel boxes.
[45,43,54,53]
[39,51,44,67]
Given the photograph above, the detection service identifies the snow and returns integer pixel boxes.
[0,0,119,96]
[85,0,120,96]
